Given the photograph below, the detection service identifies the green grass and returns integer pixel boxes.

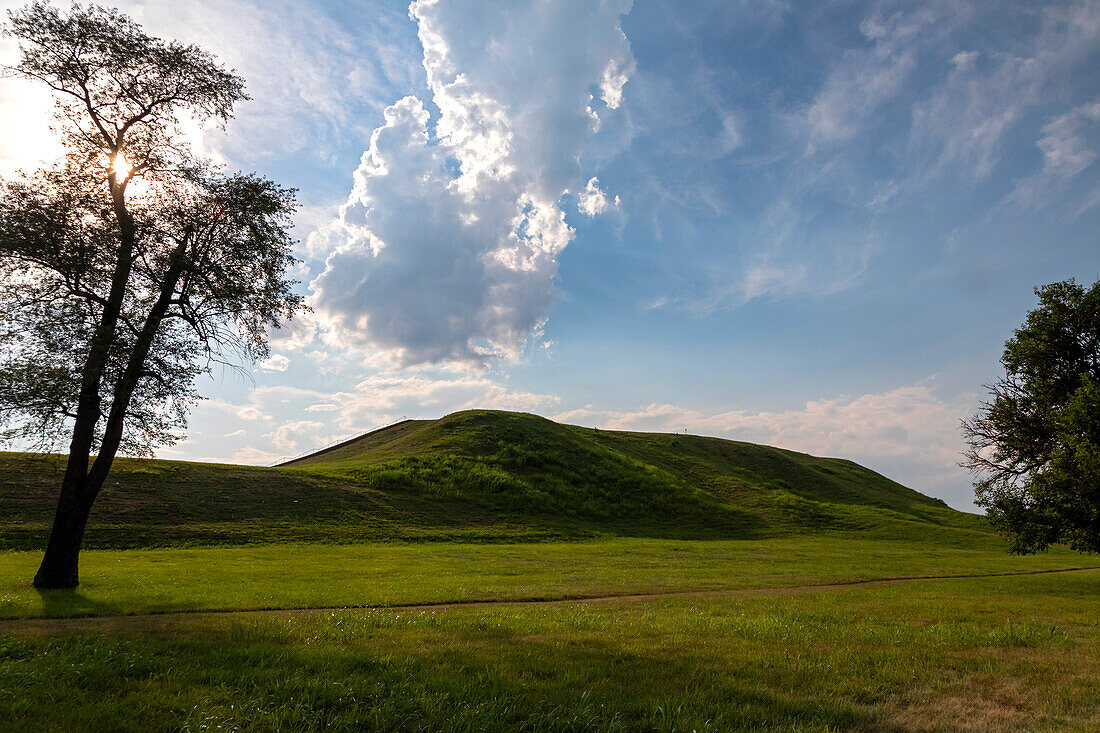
[1,537,1094,620]
[0,451,578,551]
[2,567,1097,731]
[288,410,970,529]
[0,410,993,551]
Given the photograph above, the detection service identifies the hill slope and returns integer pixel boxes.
[0,410,990,549]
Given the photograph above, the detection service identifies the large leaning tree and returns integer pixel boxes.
[0,2,305,588]
[962,278,1099,555]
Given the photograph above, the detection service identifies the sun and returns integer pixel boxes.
[110,153,133,179]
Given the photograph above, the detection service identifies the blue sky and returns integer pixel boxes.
[2,0,1098,511]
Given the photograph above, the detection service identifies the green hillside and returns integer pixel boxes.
[0,409,990,550]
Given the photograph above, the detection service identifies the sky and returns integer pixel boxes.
[1,0,1099,512]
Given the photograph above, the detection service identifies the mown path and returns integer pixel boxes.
[4,565,1098,635]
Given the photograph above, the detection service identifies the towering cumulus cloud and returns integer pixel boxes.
[309,0,634,366]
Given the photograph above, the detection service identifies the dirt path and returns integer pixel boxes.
[3,565,1098,635]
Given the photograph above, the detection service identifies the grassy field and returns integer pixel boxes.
[2,411,1098,730]
[0,542,1097,731]
[1,537,1095,620]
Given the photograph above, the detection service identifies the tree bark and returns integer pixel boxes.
[33,471,93,589]
[89,236,190,489]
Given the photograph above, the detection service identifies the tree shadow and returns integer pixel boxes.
[35,587,120,618]
[172,617,910,732]
[4,610,922,730]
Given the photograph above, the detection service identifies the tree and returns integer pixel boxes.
[962,278,1100,554]
[0,2,305,588]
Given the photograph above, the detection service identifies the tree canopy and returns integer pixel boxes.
[962,279,1100,554]
[0,2,305,587]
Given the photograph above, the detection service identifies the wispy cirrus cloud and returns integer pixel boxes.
[638,0,1099,313]
[1007,99,1100,209]
[801,5,941,150]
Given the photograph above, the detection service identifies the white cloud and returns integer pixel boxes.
[230,445,284,465]
[307,0,635,367]
[802,7,936,148]
[576,177,619,217]
[779,1,1100,206]
[643,295,676,311]
[906,1,1100,188]
[950,50,979,71]
[1007,99,1100,208]
[738,259,809,303]
[175,371,560,464]
[236,406,267,421]
[1036,100,1100,180]
[719,112,743,153]
[319,372,559,432]
[204,396,276,422]
[908,48,1031,185]
[680,226,874,313]
[263,419,326,452]
[715,0,1099,308]
[600,55,634,109]
[257,354,291,372]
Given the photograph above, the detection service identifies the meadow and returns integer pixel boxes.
[2,412,1098,731]
[1,538,1098,731]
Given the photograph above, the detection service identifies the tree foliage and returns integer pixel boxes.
[962,279,1100,554]
[0,2,305,587]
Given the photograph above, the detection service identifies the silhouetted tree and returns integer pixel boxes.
[0,2,304,587]
[962,278,1100,554]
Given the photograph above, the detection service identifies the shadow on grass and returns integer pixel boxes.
[0,615,909,732]
[34,588,120,619]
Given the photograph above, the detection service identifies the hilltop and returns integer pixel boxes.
[0,409,990,550]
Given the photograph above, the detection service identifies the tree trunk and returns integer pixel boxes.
[33,472,94,589]
[31,170,137,589]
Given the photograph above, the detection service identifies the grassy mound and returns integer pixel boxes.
[0,410,989,549]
